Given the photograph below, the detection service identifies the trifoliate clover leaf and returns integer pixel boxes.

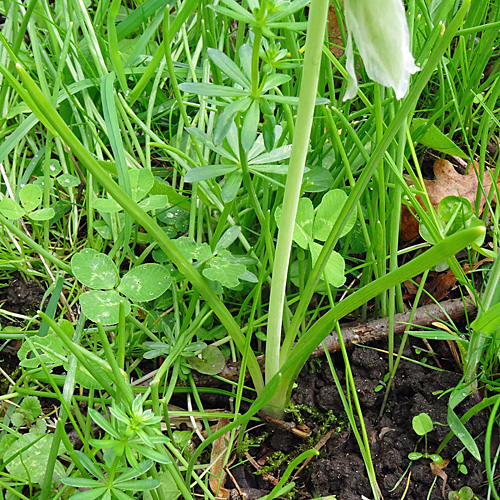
[202,249,246,288]
[71,249,119,289]
[117,264,172,302]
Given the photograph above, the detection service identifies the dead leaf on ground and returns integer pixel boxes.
[209,417,232,499]
[430,459,450,499]
[404,269,458,305]
[401,158,499,241]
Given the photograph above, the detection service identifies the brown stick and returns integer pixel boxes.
[190,298,475,387]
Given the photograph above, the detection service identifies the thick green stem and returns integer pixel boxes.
[281,0,472,370]
[265,0,330,408]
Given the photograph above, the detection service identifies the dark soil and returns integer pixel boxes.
[0,277,489,500]
[266,344,489,500]
[0,272,45,319]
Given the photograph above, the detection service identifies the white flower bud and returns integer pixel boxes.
[343,0,420,100]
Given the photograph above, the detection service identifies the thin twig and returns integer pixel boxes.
[189,298,475,387]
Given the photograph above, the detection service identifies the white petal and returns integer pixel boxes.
[343,0,419,100]
[343,32,358,101]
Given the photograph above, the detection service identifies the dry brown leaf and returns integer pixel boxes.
[404,269,458,305]
[209,417,232,500]
[430,459,450,499]
[401,159,499,241]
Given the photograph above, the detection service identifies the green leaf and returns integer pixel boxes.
[250,144,292,164]
[18,333,66,369]
[429,454,443,463]
[143,470,180,500]
[411,118,467,158]
[0,198,25,219]
[173,237,213,262]
[214,98,251,145]
[187,345,225,375]
[408,452,423,460]
[94,197,122,213]
[262,73,292,93]
[117,263,172,302]
[313,189,356,241]
[208,48,250,89]
[437,196,472,222]
[221,170,243,203]
[184,165,237,183]
[88,408,120,439]
[202,249,246,288]
[94,220,113,239]
[275,198,314,249]
[71,249,119,290]
[185,127,237,161]
[130,169,154,202]
[302,167,333,193]
[80,290,131,325]
[138,195,169,212]
[19,184,42,211]
[210,4,254,24]
[471,302,500,335]
[27,207,55,221]
[309,242,346,287]
[5,434,63,484]
[215,226,241,251]
[48,159,62,177]
[412,413,434,436]
[11,396,42,427]
[57,173,81,188]
[178,82,247,98]
[241,100,260,151]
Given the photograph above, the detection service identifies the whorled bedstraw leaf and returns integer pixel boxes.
[202,249,247,288]
[187,345,225,375]
[184,165,237,183]
[241,100,260,151]
[71,248,119,289]
[313,189,357,241]
[178,82,247,98]
[0,197,25,219]
[208,47,250,89]
[19,184,42,212]
[221,170,243,203]
[275,198,314,249]
[214,97,251,145]
[80,289,131,325]
[117,263,172,302]
[309,242,346,287]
